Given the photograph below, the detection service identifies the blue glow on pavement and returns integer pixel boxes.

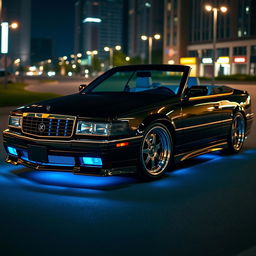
[244,149,256,155]
[195,153,222,161]
[0,164,24,173]
[18,171,136,189]
[172,167,195,176]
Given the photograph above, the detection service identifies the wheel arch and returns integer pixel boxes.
[138,114,176,143]
[232,106,247,129]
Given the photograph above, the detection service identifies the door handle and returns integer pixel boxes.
[213,104,219,109]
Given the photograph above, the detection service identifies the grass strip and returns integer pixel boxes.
[0,83,60,107]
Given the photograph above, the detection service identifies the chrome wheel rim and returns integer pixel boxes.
[142,126,171,176]
[231,115,245,151]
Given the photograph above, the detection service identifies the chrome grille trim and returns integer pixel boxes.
[3,129,143,143]
[21,113,77,138]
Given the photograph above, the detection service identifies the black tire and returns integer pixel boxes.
[226,112,246,154]
[138,122,173,180]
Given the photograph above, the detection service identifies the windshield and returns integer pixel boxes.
[85,69,186,96]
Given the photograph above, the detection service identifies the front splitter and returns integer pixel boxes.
[5,155,137,177]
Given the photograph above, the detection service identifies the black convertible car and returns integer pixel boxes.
[3,65,254,180]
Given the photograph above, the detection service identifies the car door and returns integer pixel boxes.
[178,94,228,151]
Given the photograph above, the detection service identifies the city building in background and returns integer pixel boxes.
[128,0,164,63]
[74,0,124,60]
[30,38,53,65]
[1,0,31,67]
[74,0,84,57]
[163,0,256,76]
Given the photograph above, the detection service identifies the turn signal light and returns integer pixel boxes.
[116,142,129,148]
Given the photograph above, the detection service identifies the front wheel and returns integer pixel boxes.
[226,112,246,153]
[138,123,173,180]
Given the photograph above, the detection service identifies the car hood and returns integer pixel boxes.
[16,92,175,120]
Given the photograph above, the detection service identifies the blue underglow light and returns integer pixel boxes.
[48,155,75,166]
[81,157,102,167]
[20,150,75,167]
[7,146,18,156]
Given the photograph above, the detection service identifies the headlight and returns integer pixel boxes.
[76,121,110,136]
[76,121,129,136]
[8,116,22,128]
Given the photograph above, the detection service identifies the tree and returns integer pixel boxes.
[130,56,143,65]
[113,51,127,66]
[92,56,101,72]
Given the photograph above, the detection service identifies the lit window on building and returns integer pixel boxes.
[167,2,171,11]
[145,2,151,8]
[238,29,242,37]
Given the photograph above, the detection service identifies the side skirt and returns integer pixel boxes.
[174,140,228,163]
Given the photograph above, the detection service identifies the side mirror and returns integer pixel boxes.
[188,86,208,98]
[79,84,87,91]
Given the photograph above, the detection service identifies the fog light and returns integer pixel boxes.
[81,157,102,167]
[7,146,18,156]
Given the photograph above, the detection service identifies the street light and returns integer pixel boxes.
[104,45,122,68]
[86,50,98,56]
[141,34,161,64]
[220,6,228,13]
[154,34,161,40]
[86,50,98,66]
[205,5,212,12]
[10,22,18,29]
[115,45,121,51]
[205,4,228,83]
[141,35,148,41]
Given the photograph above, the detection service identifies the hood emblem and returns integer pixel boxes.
[46,105,51,112]
[38,123,46,133]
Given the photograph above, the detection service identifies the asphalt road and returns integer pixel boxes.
[0,79,255,256]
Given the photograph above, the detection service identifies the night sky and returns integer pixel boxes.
[31,0,77,58]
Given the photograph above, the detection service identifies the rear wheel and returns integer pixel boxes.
[138,123,173,180]
[226,112,245,153]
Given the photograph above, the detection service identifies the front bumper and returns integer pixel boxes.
[3,129,142,176]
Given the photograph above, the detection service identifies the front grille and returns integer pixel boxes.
[22,114,76,137]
